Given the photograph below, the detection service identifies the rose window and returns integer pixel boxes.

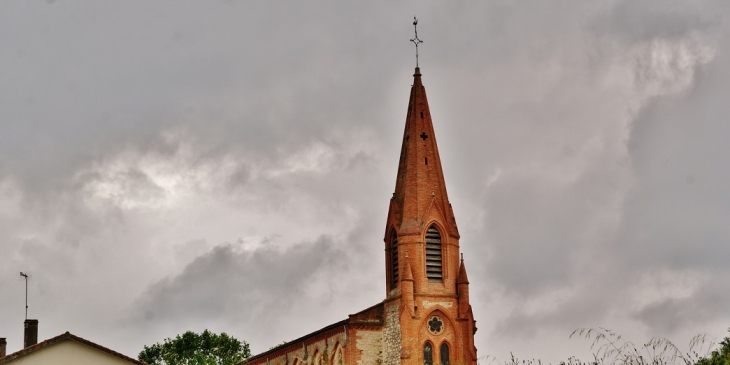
[427,316,444,335]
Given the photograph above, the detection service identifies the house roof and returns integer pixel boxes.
[0,332,147,365]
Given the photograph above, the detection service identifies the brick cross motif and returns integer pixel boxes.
[420,132,428,140]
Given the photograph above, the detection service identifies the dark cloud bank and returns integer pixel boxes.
[132,236,348,329]
[1,0,730,363]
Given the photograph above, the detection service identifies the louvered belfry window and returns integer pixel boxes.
[391,233,399,288]
[425,225,443,281]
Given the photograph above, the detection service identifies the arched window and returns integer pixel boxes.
[331,343,343,365]
[391,232,399,288]
[440,342,450,365]
[423,342,433,365]
[425,225,443,281]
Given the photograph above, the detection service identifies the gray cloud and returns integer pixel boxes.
[591,0,714,43]
[2,1,730,363]
[634,275,730,334]
[122,223,383,354]
[131,236,348,325]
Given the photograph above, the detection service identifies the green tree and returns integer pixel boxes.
[138,330,251,365]
[697,329,730,365]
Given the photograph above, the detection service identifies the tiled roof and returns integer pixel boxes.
[0,332,147,365]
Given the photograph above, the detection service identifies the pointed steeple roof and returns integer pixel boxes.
[457,257,469,284]
[391,67,459,237]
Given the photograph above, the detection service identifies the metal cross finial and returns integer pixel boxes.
[410,16,423,67]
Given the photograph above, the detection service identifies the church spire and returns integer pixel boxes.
[381,64,477,365]
[382,66,477,365]
[390,68,458,238]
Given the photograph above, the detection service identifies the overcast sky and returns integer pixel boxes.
[1,1,729,363]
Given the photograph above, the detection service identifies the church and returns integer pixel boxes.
[239,66,478,365]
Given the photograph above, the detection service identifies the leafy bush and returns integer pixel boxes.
[139,330,251,365]
[696,329,730,365]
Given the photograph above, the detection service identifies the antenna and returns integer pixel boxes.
[410,17,424,67]
[20,272,29,320]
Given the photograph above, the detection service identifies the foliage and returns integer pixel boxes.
[269,341,288,350]
[138,330,251,365]
[483,352,596,365]
[569,327,714,365]
[696,329,730,365]
[482,327,726,365]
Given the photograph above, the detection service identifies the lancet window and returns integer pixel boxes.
[423,342,433,365]
[331,343,343,365]
[440,343,450,365]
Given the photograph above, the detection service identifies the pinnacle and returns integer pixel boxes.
[401,260,414,282]
[457,259,469,285]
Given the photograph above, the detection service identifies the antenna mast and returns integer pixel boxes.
[410,17,424,67]
[20,272,28,320]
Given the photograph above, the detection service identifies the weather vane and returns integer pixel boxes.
[410,16,423,67]
[20,272,29,320]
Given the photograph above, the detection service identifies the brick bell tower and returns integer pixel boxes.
[383,67,477,365]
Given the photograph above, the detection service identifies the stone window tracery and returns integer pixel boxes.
[427,315,444,335]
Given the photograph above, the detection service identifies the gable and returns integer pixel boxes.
[2,339,141,365]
